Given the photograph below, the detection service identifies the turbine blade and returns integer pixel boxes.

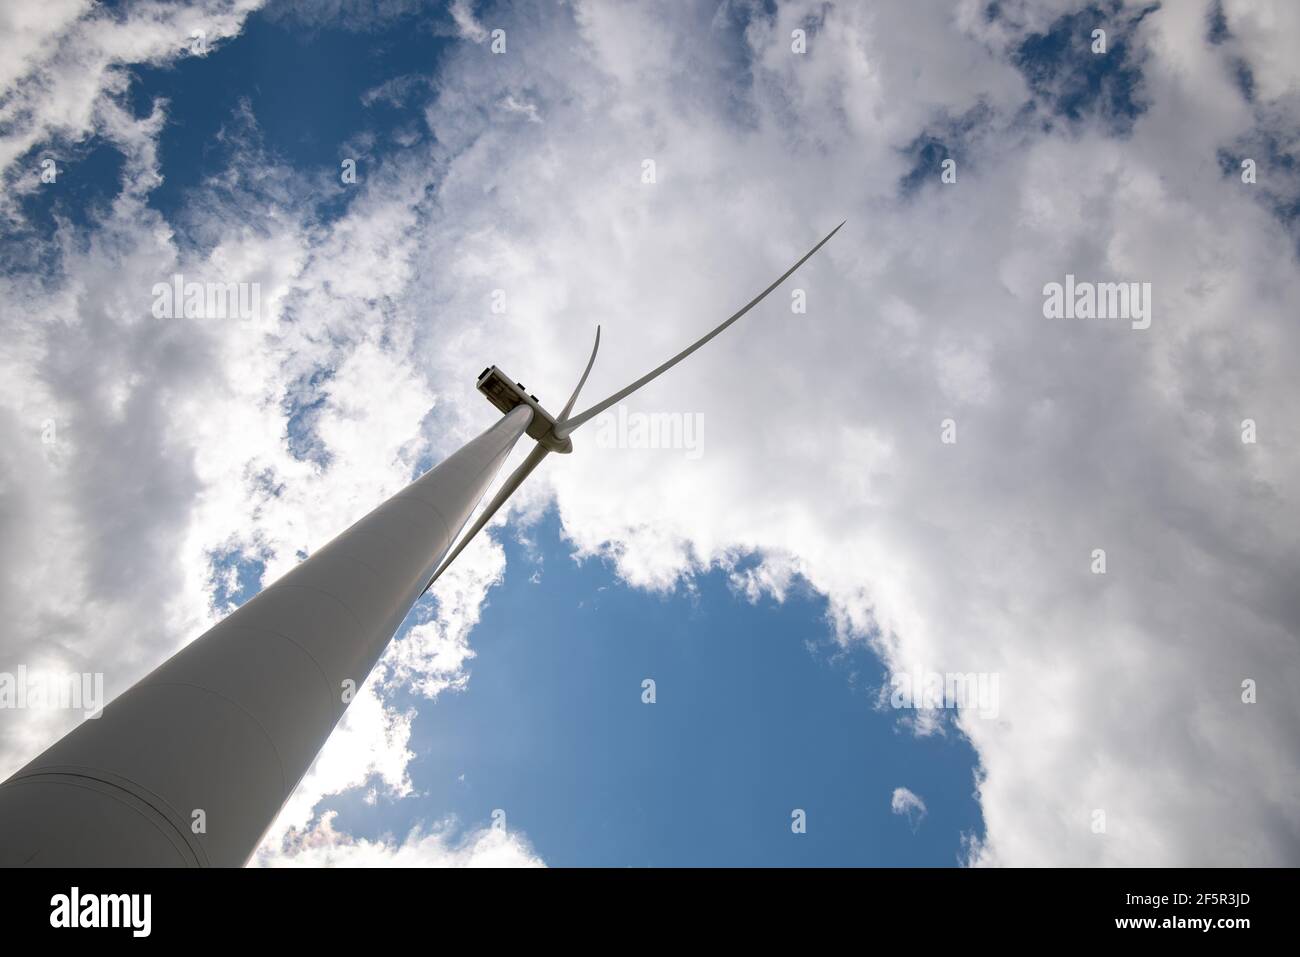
[421,443,551,594]
[554,221,844,438]
[557,325,601,425]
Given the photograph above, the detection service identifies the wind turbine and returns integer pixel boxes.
[424,220,844,591]
[0,222,842,866]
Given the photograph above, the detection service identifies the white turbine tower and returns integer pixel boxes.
[0,223,842,866]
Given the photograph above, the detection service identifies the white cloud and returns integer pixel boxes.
[254,810,544,867]
[0,0,263,218]
[1222,0,1300,102]
[891,787,928,830]
[449,0,488,44]
[499,93,542,123]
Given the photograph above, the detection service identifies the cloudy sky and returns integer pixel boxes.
[1,0,1297,866]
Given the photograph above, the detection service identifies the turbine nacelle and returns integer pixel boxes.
[476,366,574,453]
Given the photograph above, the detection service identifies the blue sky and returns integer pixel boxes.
[353,513,982,866]
[2,1,1298,867]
